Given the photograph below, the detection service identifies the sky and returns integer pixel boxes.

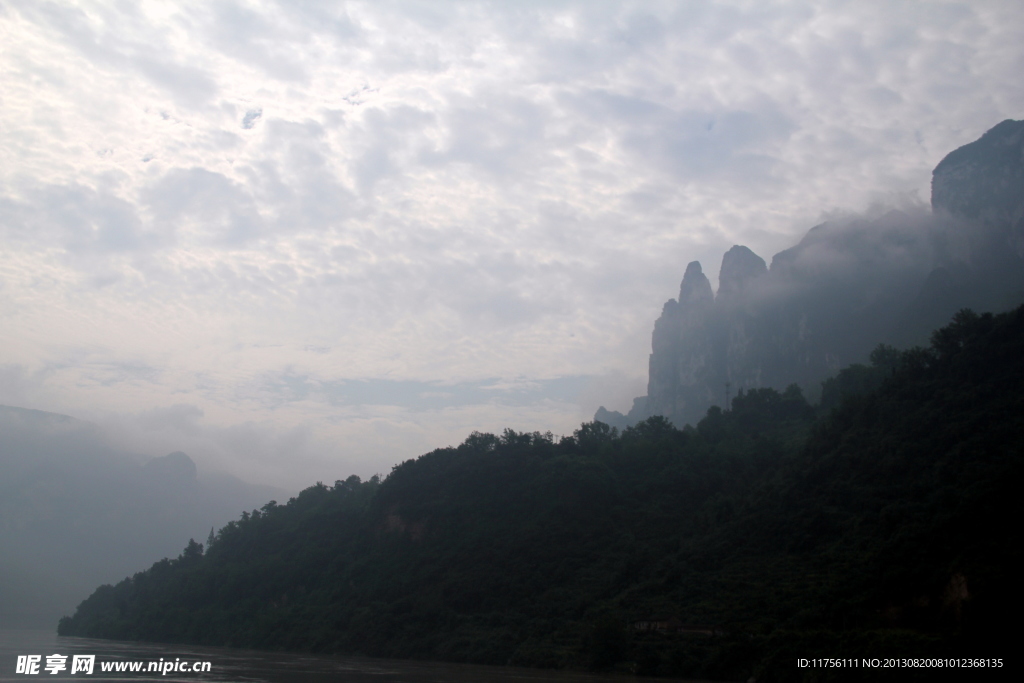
[1,0,1022,491]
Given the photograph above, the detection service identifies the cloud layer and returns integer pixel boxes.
[2,0,1022,488]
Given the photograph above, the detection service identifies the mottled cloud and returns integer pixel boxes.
[1,0,1022,487]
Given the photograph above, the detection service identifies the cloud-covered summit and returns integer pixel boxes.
[598,119,1024,430]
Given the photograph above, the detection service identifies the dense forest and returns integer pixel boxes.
[59,307,1022,682]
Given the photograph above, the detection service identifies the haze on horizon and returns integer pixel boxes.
[2,0,1023,490]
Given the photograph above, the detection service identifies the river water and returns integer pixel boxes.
[0,630,702,683]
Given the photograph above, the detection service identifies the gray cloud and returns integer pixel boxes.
[206,1,309,82]
[565,91,796,186]
[350,105,437,192]
[11,0,219,107]
[422,92,561,179]
[2,183,148,253]
[142,167,266,246]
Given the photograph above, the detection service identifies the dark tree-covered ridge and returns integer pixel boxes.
[60,306,1024,682]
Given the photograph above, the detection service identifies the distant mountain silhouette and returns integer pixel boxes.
[0,405,282,628]
[597,119,1024,429]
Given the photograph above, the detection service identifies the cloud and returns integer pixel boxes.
[2,0,1023,487]
[422,91,558,180]
[564,90,796,187]
[142,167,265,246]
[10,0,219,108]
[205,1,309,83]
[349,104,437,193]
[2,182,153,255]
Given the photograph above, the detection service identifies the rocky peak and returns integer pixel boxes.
[600,120,1024,433]
[932,119,1024,228]
[678,261,714,308]
[717,245,767,298]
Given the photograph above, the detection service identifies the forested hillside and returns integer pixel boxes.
[59,307,1023,682]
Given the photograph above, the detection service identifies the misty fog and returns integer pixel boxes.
[0,405,281,628]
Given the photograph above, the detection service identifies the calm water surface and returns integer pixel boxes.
[1,630,704,683]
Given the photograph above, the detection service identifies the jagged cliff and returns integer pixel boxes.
[597,119,1024,429]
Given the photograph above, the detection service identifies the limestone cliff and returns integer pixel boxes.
[932,118,1024,243]
[598,119,1024,429]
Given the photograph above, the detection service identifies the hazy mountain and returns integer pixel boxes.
[0,405,283,628]
[58,306,1024,679]
[597,119,1024,430]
